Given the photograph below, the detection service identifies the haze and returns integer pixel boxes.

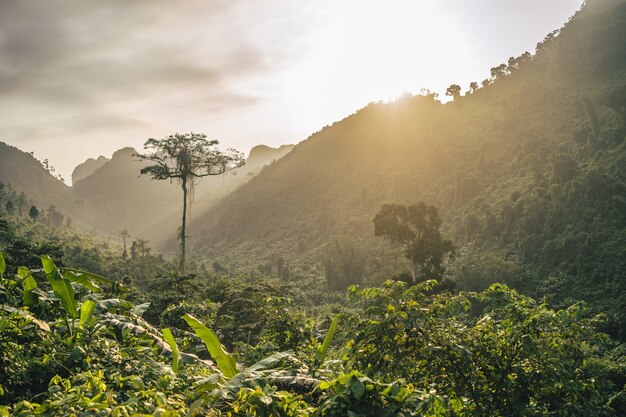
[0,0,584,183]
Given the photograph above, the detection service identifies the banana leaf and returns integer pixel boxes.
[183,313,238,378]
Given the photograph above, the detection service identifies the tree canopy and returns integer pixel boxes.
[373,202,453,282]
[445,84,462,99]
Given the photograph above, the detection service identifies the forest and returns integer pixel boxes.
[0,216,624,415]
[1,0,626,415]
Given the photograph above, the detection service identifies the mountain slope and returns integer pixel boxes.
[0,142,94,226]
[1,139,293,248]
[71,155,109,184]
[191,0,626,332]
[72,144,293,247]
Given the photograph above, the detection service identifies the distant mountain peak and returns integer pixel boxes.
[111,147,138,159]
[71,155,110,184]
[247,144,294,166]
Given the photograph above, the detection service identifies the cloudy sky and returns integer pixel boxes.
[0,0,583,183]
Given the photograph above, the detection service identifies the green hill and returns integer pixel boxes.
[0,142,96,228]
[191,0,626,333]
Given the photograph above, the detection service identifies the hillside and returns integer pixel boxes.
[72,147,181,244]
[71,155,109,184]
[69,143,294,247]
[192,0,626,331]
[0,140,293,248]
[0,142,95,227]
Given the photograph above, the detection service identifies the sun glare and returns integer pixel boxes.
[281,0,475,136]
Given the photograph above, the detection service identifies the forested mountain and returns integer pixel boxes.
[1,0,626,414]
[0,142,95,228]
[192,0,626,331]
[0,142,293,247]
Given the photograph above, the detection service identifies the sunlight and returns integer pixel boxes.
[280,0,474,135]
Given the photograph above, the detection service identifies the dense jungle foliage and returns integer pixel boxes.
[0,212,625,415]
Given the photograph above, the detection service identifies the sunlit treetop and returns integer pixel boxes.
[136,133,245,181]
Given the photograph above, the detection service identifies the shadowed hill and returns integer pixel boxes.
[72,144,293,248]
[71,155,109,184]
[72,147,179,243]
[0,141,293,248]
[0,142,95,227]
[191,0,626,329]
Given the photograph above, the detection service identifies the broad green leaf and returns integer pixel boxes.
[314,314,340,370]
[162,328,181,373]
[62,270,102,292]
[0,252,5,277]
[79,300,96,330]
[132,302,151,317]
[350,378,365,399]
[18,267,37,307]
[248,350,297,371]
[182,313,238,378]
[319,380,333,390]
[60,268,129,292]
[41,256,78,319]
[95,298,133,312]
[19,267,37,292]
[0,304,50,332]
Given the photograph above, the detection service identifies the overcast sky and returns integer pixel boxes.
[0,0,584,183]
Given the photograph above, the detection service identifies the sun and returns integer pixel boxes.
[279,0,476,136]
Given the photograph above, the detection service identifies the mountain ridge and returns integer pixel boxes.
[189,0,626,331]
[0,141,295,247]
[72,155,110,184]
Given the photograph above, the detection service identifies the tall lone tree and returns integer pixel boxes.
[136,133,244,273]
[374,202,453,283]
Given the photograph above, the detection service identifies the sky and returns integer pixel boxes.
[0,0,584,184]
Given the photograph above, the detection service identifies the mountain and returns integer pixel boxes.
[71,155,109,184]
[246,144,295,167]
[0,140,293,248]
[0,142,94,226]
[72,147,179,243]
[191,0,626,331]
[72,144,293,248]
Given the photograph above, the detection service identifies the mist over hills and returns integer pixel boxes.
[0,142,293,247]
[72,143,294,248]
[71,155,109,184]
[0,142,96,228]
[191,0,626,323]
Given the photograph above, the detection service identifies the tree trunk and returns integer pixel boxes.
[180,176,187,274]
[408,243,416,283]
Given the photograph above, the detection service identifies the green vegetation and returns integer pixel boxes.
[0,243,624,415]
[0,194,624,414]
[373,202,453,283]
[188,0,626,340]
[0,0,625,415]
